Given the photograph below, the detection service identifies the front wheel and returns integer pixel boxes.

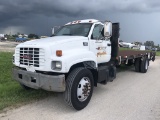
[64,67,94,110]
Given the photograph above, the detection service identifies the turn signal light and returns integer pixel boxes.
[56,50,62,57]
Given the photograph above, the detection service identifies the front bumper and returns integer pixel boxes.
[13,68,66,92]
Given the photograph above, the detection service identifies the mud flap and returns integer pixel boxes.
[109,66,116,82]
[98,66,109,85]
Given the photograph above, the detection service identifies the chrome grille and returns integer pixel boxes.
[19,48,45,67]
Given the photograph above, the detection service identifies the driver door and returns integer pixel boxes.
[89,24,111,63]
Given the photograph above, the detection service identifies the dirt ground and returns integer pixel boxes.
[0,57,160,120]
[0,41,19,52]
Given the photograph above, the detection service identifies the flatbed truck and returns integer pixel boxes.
[12,19,155,110]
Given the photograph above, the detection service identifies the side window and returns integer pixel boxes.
[91,24,103,39]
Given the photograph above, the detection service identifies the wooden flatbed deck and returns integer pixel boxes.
[119,50,149,58]
[117,49,156,64]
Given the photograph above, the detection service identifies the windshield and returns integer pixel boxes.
[54,23,92,37]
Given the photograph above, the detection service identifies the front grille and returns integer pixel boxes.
[18,48,44,67]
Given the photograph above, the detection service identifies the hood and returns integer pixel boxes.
[17,36,88,47]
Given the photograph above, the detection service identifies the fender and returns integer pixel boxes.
[62,49,97,72]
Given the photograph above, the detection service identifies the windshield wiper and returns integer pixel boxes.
[62,34,72,36]
[50,34,56,37]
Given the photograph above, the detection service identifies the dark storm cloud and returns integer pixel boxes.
[0,0,89,23]
[1,0,160,23]
[0,0,160,44]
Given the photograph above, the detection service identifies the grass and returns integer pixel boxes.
[119,48,130,51]
[0,52,53,112]
[156,51,160,56]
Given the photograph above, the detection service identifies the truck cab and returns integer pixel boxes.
[53,19,112,64]
[13,19,120,110]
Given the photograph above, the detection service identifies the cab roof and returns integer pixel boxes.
[65,19,99,25]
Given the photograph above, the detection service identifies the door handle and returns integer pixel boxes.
[107,43,111,46]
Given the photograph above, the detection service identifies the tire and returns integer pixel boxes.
[135,58,141,72]
[140,58,148,73]
[20,83,31,90]
[64,67,94,110]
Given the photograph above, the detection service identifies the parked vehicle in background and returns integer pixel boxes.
[119,41,136,48]
[152,48,157,51]
[119,41,129,48]
[0,34,7,41]
[145,46,152,50]
[12,19,156,110]
[157,48,160,51]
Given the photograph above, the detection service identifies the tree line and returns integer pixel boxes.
[5,33,39,40]
[144,41,159,47]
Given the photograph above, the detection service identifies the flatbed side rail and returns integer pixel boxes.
[117,50,156,65]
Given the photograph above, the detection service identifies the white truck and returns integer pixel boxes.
[13,19,155,110]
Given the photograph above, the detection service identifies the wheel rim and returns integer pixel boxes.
[145,60,148,70]
[77,77,91,102]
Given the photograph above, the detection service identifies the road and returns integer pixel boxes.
[0,41,19,52]
[0,57,160,120]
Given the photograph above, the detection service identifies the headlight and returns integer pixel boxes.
[51,61,62,70]
[55,61,62,68]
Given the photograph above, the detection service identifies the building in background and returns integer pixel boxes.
[16,34,28,42]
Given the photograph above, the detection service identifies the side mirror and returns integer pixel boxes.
[104,21,112,38]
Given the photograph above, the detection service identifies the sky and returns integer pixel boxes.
[0,0,160,45]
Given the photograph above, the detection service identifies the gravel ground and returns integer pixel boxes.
[0,41,19,52]
[0,57,160,120]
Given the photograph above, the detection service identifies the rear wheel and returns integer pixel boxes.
[64,67,94,110]
[135,58,141,72]
[140,58,148,73]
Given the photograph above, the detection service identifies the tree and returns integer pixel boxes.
[144,41,154,47]
[12,34,18,38]
[134,41,142,45]
[28,34,39,39]
[17,32,20,35]
[119,40,123,42]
